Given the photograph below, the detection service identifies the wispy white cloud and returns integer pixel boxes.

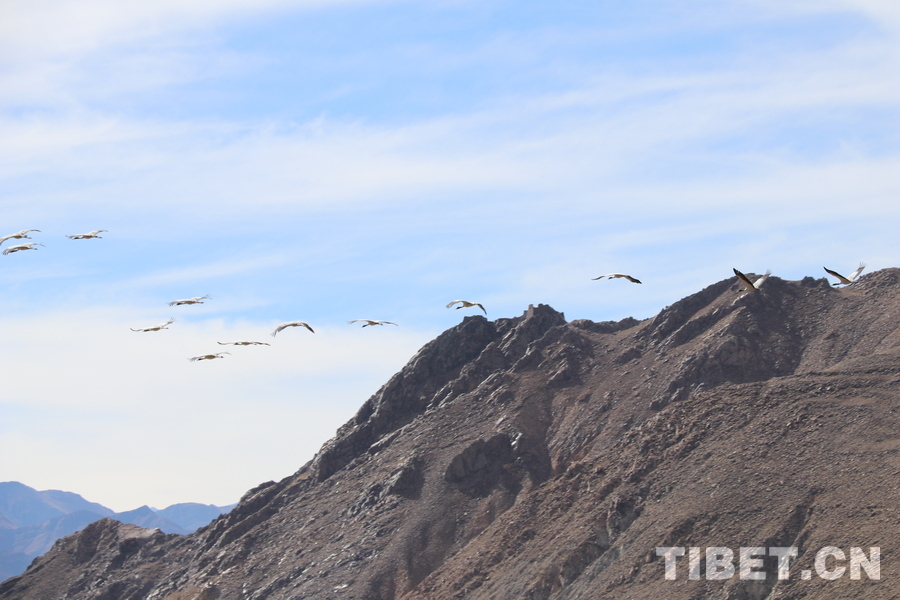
[743,0,900,29]
[1,0,897,234]
[0,0,383,60]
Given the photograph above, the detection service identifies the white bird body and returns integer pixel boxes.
[131,318,175,332]
[271,321,315,337]
[66,230,107,239]
[217,340,270,346]
[446,300,486,315]
[824,263,866,286]
[592,273,642,284]
[734,268,772,291]
[189,352,230,362]
[348,319,398,327]
[2,242,43,255]
[0,230,40,245]
[168,295,211,306]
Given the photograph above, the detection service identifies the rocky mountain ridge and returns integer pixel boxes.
[2,269,899,599]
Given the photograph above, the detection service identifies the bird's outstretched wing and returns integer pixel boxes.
[753,269,772,289]
[733,268,757,291]
[1,230,40,245]
[349,319,397,326]
[168,294,210,306]
[2,243,40,255]
[66,230,107,239]
[592,273,641,283]
[133,318,175,332]
[823,267,851,286]
[271,321,314,336]
[848,262,866,281]
[190,352,229,361]
[447,300,486,314]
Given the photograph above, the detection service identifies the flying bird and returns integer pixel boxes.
[217,341,270,346]
[0,230,40,245]
[733,268,772,292]
[446,300,486,315]
[824,263,866,286]
[130,318,175,332]
[66,230,107,239]
[348,319,398,327]
[168,295,211,306]
[592,273,642,284]
[271,321,315,337]
[189,352,230,362]
[2,242,43,255]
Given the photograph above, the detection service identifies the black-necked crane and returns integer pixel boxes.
[0,230,40,245]
[130,318,175,332]
[189,352,230,362]
[66,230,107,239]
[348,319,398,327]
[168,295,210,306]
[824,263,865,286]
[733,268,771,292]
[2,242,43,255]
[446,300,486,315]
[217,340,270,346]
[271,321,315,337]
[592,273,642,284]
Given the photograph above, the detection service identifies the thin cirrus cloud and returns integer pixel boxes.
[2,2,897,228]
[0,0,381,58]
[6,42,897,207]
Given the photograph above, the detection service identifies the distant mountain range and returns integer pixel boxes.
[0,481,233,582]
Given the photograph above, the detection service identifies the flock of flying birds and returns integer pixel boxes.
[1,229,495,362]
[3,228,869,361]
[1,228,107,253]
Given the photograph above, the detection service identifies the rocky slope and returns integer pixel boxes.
[2,269,899,600]
[0,483,233,582]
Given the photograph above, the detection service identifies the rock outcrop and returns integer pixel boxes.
[2,270,899,600]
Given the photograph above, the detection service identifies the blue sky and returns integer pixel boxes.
[1,0,898,511]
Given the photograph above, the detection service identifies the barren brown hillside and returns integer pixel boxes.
[2,269,899,600]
